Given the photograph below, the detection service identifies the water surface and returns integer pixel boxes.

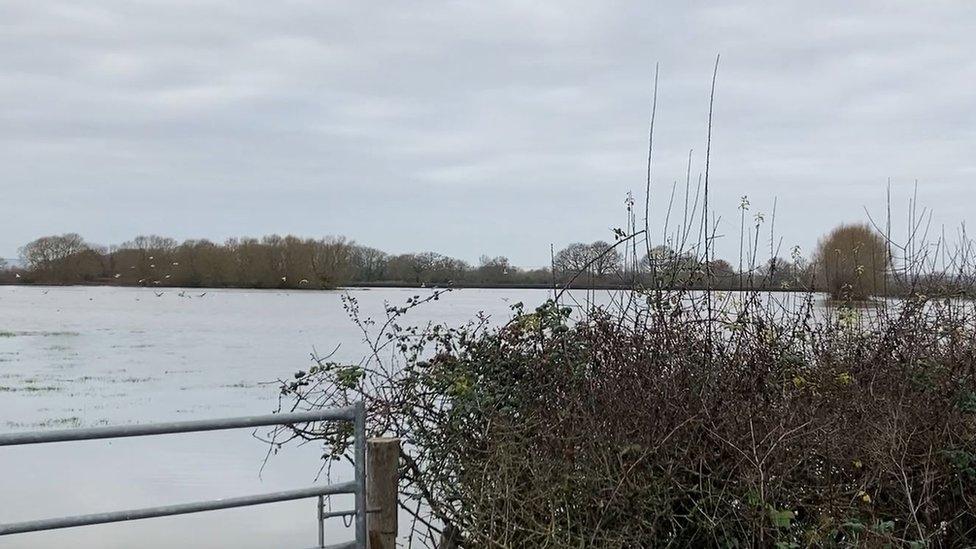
[0,285,548,548]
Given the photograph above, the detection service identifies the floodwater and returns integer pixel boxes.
[0,285,555,548]
[0,285,835,547]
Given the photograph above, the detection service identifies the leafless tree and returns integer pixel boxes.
[813,223,889,299]
[554,241,623,280]
[19,233,100,283]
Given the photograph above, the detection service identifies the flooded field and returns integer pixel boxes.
[0,285,552,548]
[0,285,836,547]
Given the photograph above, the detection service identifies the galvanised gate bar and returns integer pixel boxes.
[0,402,366,549]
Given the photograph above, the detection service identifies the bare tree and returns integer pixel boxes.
[350,246,389,281]
[812,223,889,299]
[476,255,512,283]
[554,242,622,280]
[19,233,100,283]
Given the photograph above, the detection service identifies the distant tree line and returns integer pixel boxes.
[7,226,961,299]
[2,232,824,291]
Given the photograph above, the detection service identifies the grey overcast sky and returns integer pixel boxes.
[1,1,974,266]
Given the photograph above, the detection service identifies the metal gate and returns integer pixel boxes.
[0,402,366,549]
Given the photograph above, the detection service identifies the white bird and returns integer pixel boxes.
[114,274,121,279]
[299,279,309,285]
[15,273,20,278]
[164,274,171,279]
[281,276,287,282]
[149,256,154,260]
[150,264,156,268]
[172,262,179,266]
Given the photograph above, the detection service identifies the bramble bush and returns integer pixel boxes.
[279,286,976,547]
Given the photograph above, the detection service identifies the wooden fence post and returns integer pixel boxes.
[367,437,399,549]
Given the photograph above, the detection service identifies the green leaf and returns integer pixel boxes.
[875,520,895,534]
[768,507,795,528]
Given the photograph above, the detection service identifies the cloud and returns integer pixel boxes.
[1,1,975,265]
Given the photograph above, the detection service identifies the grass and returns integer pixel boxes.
[5,417,83,429]
[0,330,80,338]
[0,384,61,393]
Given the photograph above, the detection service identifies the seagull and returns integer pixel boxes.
[15,273,20,278]
[150,264,155,268]
[197,292,207,297]
[154,291,164,297]
[164,274,171,279]
[114,274,121,279]
[281,276,287,282]
[299,279,309,285]
[138,279,145,284]
[149,256,154,260]
[172,262,179,266]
